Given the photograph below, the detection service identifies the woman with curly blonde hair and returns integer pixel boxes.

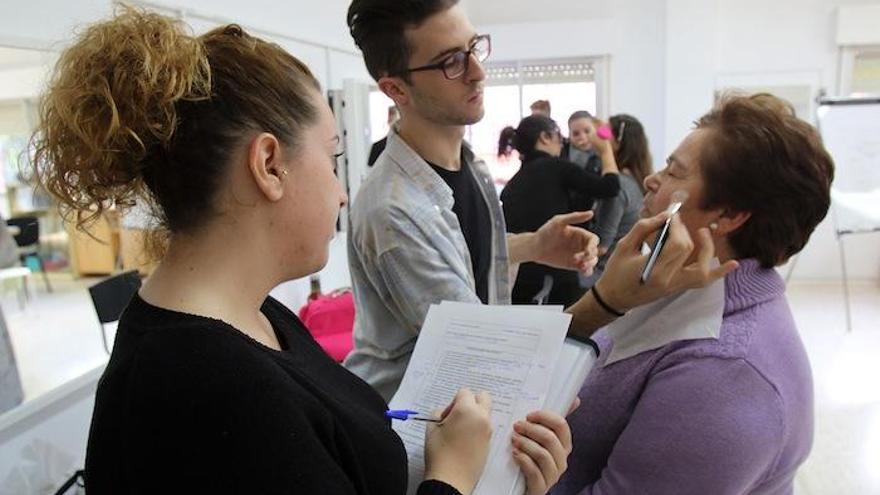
[33,9,497,494]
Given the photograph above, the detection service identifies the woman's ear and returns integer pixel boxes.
[538,130,554,146]
[247,132,286,202]
[714,209,752,236]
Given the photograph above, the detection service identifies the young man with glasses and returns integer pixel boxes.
[344,3,597,491]
[344,0,598,399]
[343,4,740,492]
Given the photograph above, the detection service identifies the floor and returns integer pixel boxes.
[1,273,108,402]
[786,281,880,495]
[1,271,878,494]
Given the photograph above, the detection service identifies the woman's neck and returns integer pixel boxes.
[139,226,290,350]
[685,236,737,266]
[533,143,556,156]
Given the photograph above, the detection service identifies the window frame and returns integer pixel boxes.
[839,45,880,97]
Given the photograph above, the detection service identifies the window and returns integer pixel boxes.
[467,58,606,188]
[852,50,880,95]
[364,57,608,189]
[840,46,880,97]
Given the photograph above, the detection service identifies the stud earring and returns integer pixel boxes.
[280,169,289,176]
[709,222,719,231]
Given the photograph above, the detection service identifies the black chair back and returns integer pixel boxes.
[89,271,142,324]
[6,216,39,248]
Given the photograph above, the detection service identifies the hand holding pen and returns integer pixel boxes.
[385,409,442,422]
[640,191,688,285]
[415,389,492,495]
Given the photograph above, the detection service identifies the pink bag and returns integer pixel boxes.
[298,289,355,362]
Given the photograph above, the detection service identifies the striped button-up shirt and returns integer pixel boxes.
[343,129,511,401]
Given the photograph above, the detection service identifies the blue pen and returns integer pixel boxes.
[385,409,442,423]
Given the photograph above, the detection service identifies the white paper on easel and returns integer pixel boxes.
[389,302,576,495]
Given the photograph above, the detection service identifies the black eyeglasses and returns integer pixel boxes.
[406,34,491,80]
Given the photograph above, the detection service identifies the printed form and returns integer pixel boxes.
[389,302,572,495]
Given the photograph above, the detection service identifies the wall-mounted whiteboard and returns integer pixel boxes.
[816,97,880,234]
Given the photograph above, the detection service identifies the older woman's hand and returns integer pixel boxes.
[511,410,572,495]
[595,211,738,313]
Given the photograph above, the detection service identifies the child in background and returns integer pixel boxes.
[561,111,604,223]
[581,114,653,288]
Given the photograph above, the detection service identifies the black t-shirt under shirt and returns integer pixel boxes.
[428,158,492,304]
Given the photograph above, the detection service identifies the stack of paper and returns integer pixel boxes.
[389,301,597,495]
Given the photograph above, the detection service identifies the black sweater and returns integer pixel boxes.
[84,294,459,495]
[501,151,620,305]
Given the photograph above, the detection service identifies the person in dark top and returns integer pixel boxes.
[429,155,492,303]
[497,126,516,159]
[367,105,400,167]
[501,115,620,306]
[560,111,604,227]
[30,9,496,494]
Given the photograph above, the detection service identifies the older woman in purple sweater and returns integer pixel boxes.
[553,94,834,495]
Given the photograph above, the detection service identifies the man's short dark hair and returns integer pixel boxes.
[347,0,460,82]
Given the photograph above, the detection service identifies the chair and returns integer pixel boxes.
[6,216,52,293]
[52,470,85,495]
[88,270,142,354]
[0,266,32,308]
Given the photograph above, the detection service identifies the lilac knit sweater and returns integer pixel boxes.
[552,259,814,495]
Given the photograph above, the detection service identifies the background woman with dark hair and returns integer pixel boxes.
[582,114,654,287]
[501,115,620,305]
[498,125,517,159]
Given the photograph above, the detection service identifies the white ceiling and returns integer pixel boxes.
[463,0,613,25]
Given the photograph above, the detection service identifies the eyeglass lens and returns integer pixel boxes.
[443,37,490,79]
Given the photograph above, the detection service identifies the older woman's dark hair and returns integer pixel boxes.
[696,93,834,268]
[513,115,558,157]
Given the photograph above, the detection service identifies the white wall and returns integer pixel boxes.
[152,0,356,52]
[479,0,880,282]
[138,0,371,90]
[0,0,110,50]
[476,0,668,174]
[668,0,880,281]
[0,66,49,102]
[0,0,371,91]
